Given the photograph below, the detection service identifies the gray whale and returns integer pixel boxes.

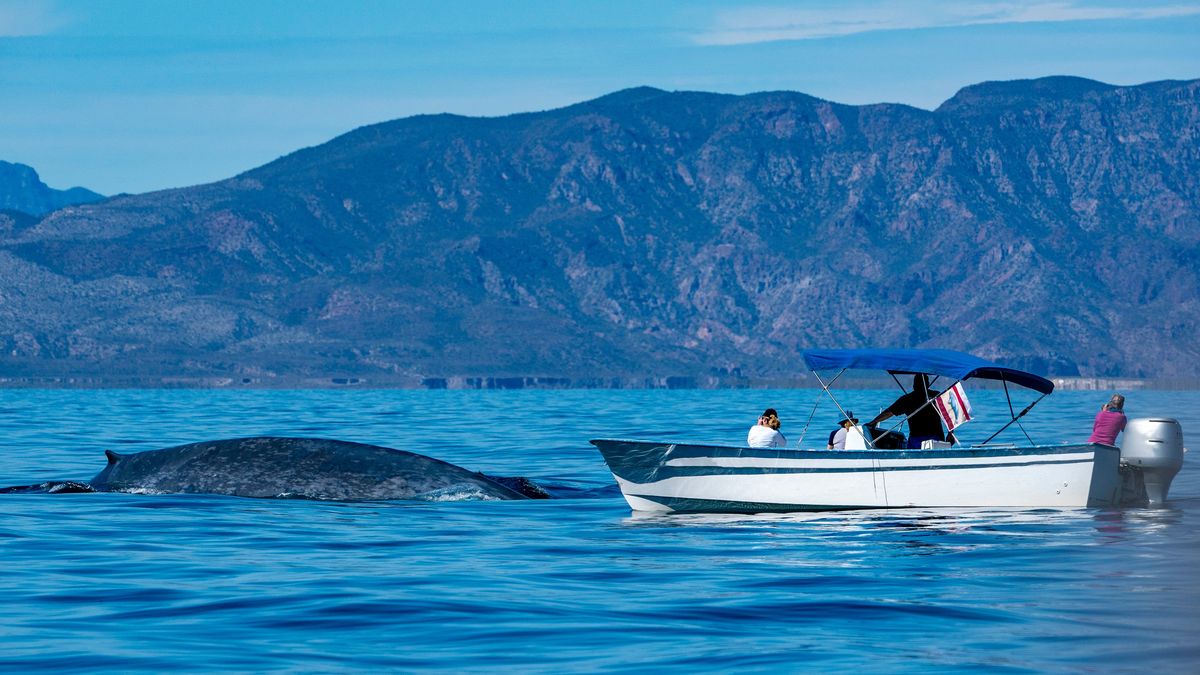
[5,437,548,501]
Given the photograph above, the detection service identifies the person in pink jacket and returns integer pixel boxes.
[1087,394,1127,446]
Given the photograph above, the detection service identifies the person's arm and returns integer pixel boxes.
[868,410,895,426]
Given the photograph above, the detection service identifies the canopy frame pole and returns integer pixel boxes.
[794,397,821,447]
[1016,417,1037,446]
[998,379,1037,445]
[1003,380,1017,418]
[810,369,866,448]
[879,372,909,443]
[980,393,1047,446]
[795,370,843,448]
[825,368,848,389]
[889,371,941,392]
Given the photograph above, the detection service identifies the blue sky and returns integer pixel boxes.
[2,0,1198,195]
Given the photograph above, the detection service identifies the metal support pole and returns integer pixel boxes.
[980,394,1047,446]
[811,369,866,447]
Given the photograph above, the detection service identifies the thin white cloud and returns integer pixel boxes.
[0,0,69,37]
[694,1,1200,45]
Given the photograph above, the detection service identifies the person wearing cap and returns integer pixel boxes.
[825,410,864,446]
[1087,394,1127,446]
[829,412,859,449]
[747,408,787,448]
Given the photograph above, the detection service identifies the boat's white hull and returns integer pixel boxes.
[592,440,1124,512]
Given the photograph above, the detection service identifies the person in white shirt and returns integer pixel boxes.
[747,408,787,448]
[830,412,860,449]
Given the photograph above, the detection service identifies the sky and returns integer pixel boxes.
[1,0,1198,195]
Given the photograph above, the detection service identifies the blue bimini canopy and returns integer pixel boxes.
[801,348,1055,395]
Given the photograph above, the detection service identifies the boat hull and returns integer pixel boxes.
[591,440,1123,513]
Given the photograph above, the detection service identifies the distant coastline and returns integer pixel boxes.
[2,375,1197,390]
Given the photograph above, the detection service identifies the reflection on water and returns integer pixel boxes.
[1091,504,1187,539]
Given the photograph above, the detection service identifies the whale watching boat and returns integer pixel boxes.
[591,349,1185,513]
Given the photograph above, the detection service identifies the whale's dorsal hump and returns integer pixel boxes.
[104,449,123,465]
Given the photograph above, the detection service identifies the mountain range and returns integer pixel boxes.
[1,76,1197,386]
[0,161,103,218]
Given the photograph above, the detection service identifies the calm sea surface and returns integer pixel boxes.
[1,388,1198,672]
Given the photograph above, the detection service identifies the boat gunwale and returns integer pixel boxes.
[590,438,1109,462]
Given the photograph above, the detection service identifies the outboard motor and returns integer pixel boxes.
[1120,418,1185,505]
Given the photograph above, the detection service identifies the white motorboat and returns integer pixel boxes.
[592,349,1185,513]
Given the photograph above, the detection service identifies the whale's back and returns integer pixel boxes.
[91,437,530,501]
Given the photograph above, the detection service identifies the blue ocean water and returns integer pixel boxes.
[1,388,1198,672]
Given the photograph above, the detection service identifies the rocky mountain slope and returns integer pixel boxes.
[0,161,103,217]
[1,77,1197,384]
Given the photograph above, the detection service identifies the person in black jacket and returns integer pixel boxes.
[868,374,955,449]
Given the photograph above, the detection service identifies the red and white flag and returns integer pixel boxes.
[934,383,973,431]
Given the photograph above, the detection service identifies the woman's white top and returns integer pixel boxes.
[747,424,787,448]
[842,425,867,450]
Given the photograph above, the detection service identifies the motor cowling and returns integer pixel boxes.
[1120,418,1185,505]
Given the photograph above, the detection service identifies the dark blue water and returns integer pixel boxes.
[2,389,1198,671]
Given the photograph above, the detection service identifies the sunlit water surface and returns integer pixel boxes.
[2,388,1198,671]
